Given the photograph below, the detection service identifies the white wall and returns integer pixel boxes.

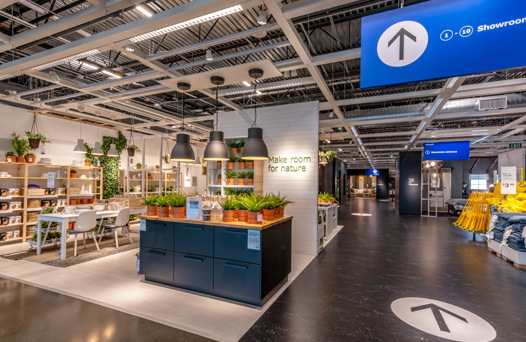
[219,102,319,256]
[0,103,206,194]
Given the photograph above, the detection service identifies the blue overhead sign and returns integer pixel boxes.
[361,0,526,88]
[365,169,380,176]
[423,141,470,161]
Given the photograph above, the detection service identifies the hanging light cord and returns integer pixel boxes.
[252,76,260,127]
[215,84,219,131]
[182,90,185,132]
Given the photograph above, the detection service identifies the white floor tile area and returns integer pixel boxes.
[0,238,314,342]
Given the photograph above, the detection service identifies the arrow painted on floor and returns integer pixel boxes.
[388,28,417,61]
[411,303,468,333]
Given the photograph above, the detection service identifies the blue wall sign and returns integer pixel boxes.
[361,0,526,88]
[365,169,380,176]
[423,141,470,161]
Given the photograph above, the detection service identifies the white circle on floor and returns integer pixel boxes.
[391,297,496,342]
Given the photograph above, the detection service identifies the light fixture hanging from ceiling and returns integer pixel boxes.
[291,69,297,77]
[73,121,87,154]
[170,82,195,163]
[258,8,268,25]
[107,139,119,157]
[206,49,213,61]
[241,68,269,160]
[203,76,229,161]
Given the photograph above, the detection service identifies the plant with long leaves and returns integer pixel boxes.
[219,196,238,210]
[238,192,267,212]
[141,194,158,207]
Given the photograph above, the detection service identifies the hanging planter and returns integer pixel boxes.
[29,139,40,149]
[26,114,51,151]
[126,125,140,158]
[164,154,170,164]
[325,150,336,162]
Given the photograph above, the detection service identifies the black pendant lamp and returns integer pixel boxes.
[241,68,269,160]
[170,82,195,163]
[203,76,229,161]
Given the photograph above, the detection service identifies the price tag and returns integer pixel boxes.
[247,230,260,250]
[140,219,146,231]
[47,172,55,188]
[501,166,516,194]
[6,157,12,163]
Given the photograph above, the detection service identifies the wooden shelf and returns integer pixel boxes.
[0,177,24,179]
[69,178,101,181]
[0,238,23,244]
[0,223,24,228]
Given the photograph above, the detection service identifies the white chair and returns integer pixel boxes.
[66,210,100,257]
[98,208,132,248]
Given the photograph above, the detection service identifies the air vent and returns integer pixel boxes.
[479,96,507,111]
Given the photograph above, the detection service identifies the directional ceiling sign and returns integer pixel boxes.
[361,0,526,88]
[391,297,497,342]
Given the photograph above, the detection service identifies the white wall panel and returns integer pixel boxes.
[219,102,319,256]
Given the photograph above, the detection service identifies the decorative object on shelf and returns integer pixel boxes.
[246,171,254,185]
[227,154,236,169]
[241,68,269,161]
[167,193,186,218]
[238,192,266,224]
[216,161,222,169]
[84,158,92,167]
[155,195,170,218]
[203,76,229,161]
[26,114,51,150]
[170,82,195,163]
[238,139,246,153]
[25,153,35,163]
[239,159,246,169]
[70,169,77,178]
[227,140,239,154]
[247,161,254,169]
[12,132,30,163]
[136,163,142,169]
[217,173,222,185]
[155,165,159,169]
[147,173,152,180]
[219,196,238,222]
[226,171,236,185]
[142,194,158,216]
[236,171,246,185]
[5,151,15,163]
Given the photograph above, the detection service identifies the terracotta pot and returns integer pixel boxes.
[216,161,222,169]
[227,178,235,185]
[69,222,75,230]
[147,205,158,216]
[70,199,78,205]
[238,210,248,222]
[247,211,257,224]
[248,178,254,185]
[217,178,221,185]
[262,208,275,221]
[231,147,239,154]
[234,209,239,219]
[223,210,234,222]
[89,198,96,204]
[240,147,243,153]
[239,162,245,169]
[80,199,88,204]
[85,162,91,167]
[148,176,152,180]
[158,206,170,218]
[277,207,285,217]
[172,206,185,218]
[70,173,77,179]
[169,206,173,216]
[227,162,234,169]
[5,156,14,162]
[237,178,246,185]
[16,156,25,163]
[248,162,254,169]
[25,155,35,163]
[137,165,142,169]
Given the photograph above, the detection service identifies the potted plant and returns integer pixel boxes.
[236,171,246,185]
[236,194,249,222]
[219,196,238,222]
[227,154,236,169]
[148,173,152,180]
[148,185,155,192]
[217,173,222,185]
[84,158,92,167]
[141,194,158,216]
[227,140,239,154]
[226,171,236,185]
[129,185,135,192]
[238,193,266,224]
[25,152,35,163]
[167,193,186,218]
[261,193,278,221]
[238,139,246,153]
[325,150,336,162]
[247,160,254,169]
[126,144,140,157]
[275,192,293,217]
[5,151,15,162]
[172,165,177,172]
[238,158,246,169]
[12,133,29,163]
[25,131,50,150]
[136,163,142,169]
[155,195,170,218]
[155,165,160,169]
[245,171,254,185]
[166,185,174,192]
[70,169,77,178]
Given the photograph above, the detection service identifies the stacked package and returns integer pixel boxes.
[490,213,526,252]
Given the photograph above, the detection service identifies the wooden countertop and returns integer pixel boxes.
[138,215,293,230]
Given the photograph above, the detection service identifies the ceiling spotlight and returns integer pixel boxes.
[329,111,334,118]
[125,99,131,104]
[136,5,152,17]
[430,161,436,166]
[291,69,297,77]
[154,103,161,108]
[283,70,290,78]
[338,148,342,151]
[206,49,213,61]
[78,105,85,111]
[426,163,430,168]
[125,45,135,52]
[243,81,251,87]
[258,9,268,25]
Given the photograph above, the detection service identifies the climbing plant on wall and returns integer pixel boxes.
[99,131,127,199]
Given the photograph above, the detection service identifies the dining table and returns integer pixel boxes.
[36,208,145,260]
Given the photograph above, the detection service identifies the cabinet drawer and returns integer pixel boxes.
[214,227,261,264]
[214,259,260,301]
[173,253,213,290]
[174,224,213,257]
[140,221,175,251]
[140,247,174,282]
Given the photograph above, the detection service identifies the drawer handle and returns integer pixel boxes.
[183,256,204,262]
[225,230,247,235]
[183,226,204,230]
[225,263,248,270]
[147,250,166,255]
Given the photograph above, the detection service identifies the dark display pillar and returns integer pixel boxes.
[376,169,389,200]
[395,151,422,215]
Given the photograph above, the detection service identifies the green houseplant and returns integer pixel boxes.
[275,192,294,217]
[227,140,239,153]
[136,163,142,169]
[84,157,92,167]
[217,173,222,185]
[236,171,246,185]
[141,194,158,215]
[12,133,29,162]
[325,150,336,162]
[238,193,266,224]
[219,196,238,222]
[261,193,279,221]
[25,152,35,163]
[246,171,254,185]
[237,139,246,153]
[70,169,77,178]
[226,171,236,185]
[167,193,186,218]
[155,165,160,169]
[155,195,170,218]
[129,185,135,192]
[126,144,140,157]
[227,154,236,169]
[26,131,51,149]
